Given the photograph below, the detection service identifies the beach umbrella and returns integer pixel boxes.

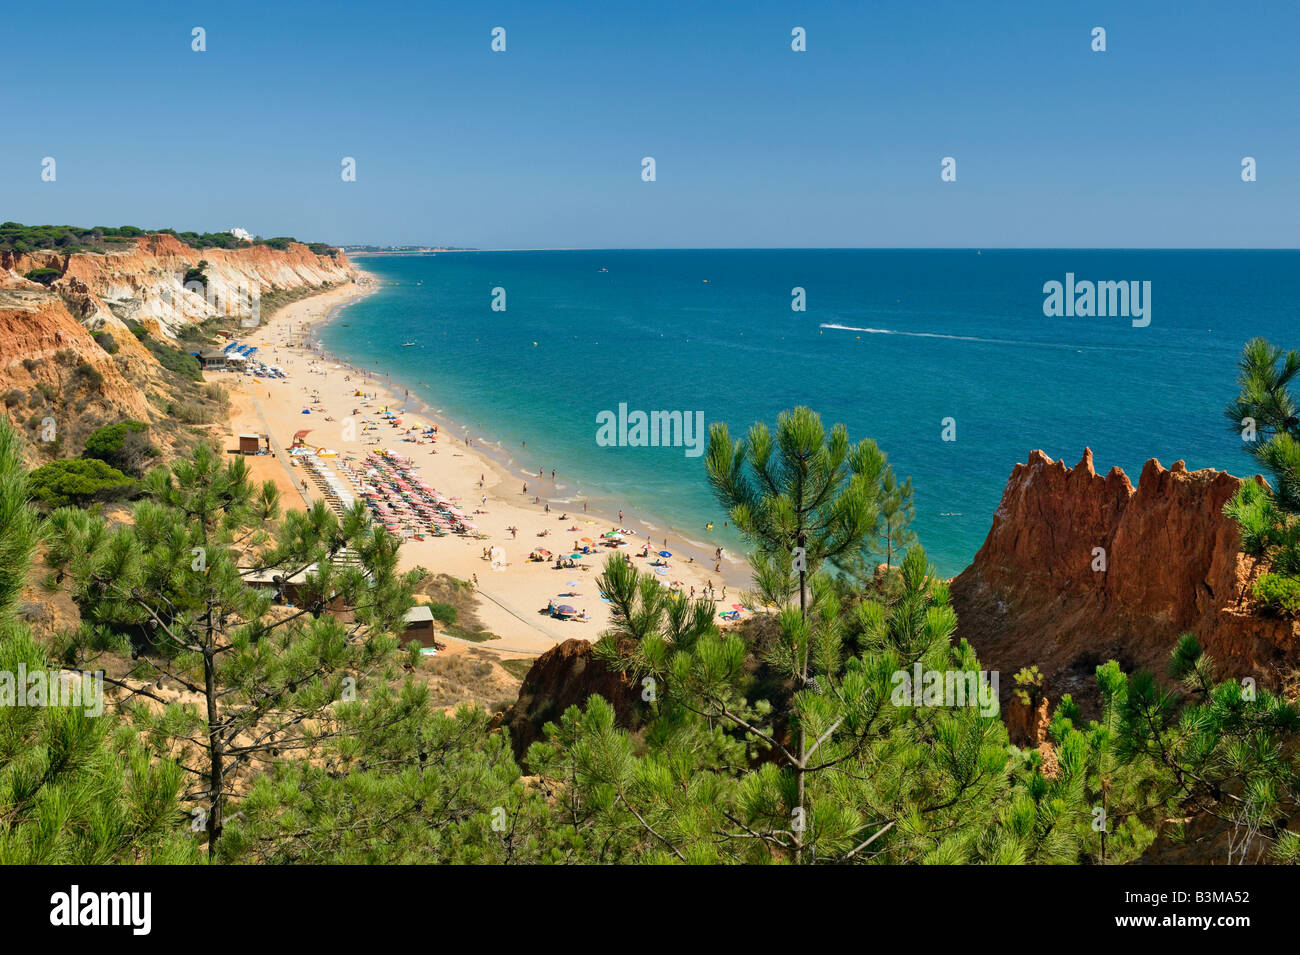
[566,580,581,587]
[580,537,594,543]
[293,429,313,441]
[555,605,576,615]
[653,568,667,575]
[568,553,582,560]
[536,548,552,557]
[732,604,743,610]
[658,551,672,558]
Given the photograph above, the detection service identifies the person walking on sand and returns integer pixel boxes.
[618,510,623,522]
[523,482,528,495]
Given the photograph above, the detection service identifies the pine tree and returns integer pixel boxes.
[876,468,917,571]
[1106,635,1300,863]
[218,687,559,864]
[1223,337,1300,609]
[577,535,1023,862]
[0,419,195,863]
[43,443,419,858]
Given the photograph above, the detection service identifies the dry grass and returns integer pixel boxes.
[417,647,523,710]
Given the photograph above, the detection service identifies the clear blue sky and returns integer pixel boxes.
[4,0,1297,248]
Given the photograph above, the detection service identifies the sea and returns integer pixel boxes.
[317,250,1300,578]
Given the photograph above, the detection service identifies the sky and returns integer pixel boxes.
[3,0,1298,248]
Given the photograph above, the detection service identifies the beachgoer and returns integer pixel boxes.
[618,510,623,522]
[551,469,556,480]
[523,482,528,495]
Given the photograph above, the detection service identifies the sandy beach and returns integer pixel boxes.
[220,276,750,658]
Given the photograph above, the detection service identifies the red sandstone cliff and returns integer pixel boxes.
[1,233,352,338]
[0,235,353,459]
[950,449,1299,711]
[495,638,646,769]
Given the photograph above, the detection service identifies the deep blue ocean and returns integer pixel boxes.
[318,250,1299,577]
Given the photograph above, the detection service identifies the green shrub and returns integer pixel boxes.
[1254,573,1300,616]
[73,361,104,391]
[427,601,458,625]
[83,420,155,476]
[183,261,209,291]
[23,268,60,286]
[92,331,118,354]
[27,458,135,508]
[141,337,201,381]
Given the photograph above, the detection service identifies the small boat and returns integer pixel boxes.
[401,341,417,347]
[598,267,608,273]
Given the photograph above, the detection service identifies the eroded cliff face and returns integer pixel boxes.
[0,235,353,459]
[950,449,1299,710]
[1,233,352,336]
[495,638,646,769]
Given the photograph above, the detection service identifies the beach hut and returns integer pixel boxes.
[238,433,266,455]
[400,605,435,646]
[196,350,228,371]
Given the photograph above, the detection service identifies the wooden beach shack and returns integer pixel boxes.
[401,604,435,646]
[238,433,269,455]
[195,350,228,371]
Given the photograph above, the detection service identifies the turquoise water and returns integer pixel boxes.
[318,250,1299,577]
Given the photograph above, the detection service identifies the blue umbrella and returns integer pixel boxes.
[555,604,576,615]
[658,550,672,557]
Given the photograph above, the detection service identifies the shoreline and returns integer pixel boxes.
[219,272,752,657]
[304,268,751,579]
